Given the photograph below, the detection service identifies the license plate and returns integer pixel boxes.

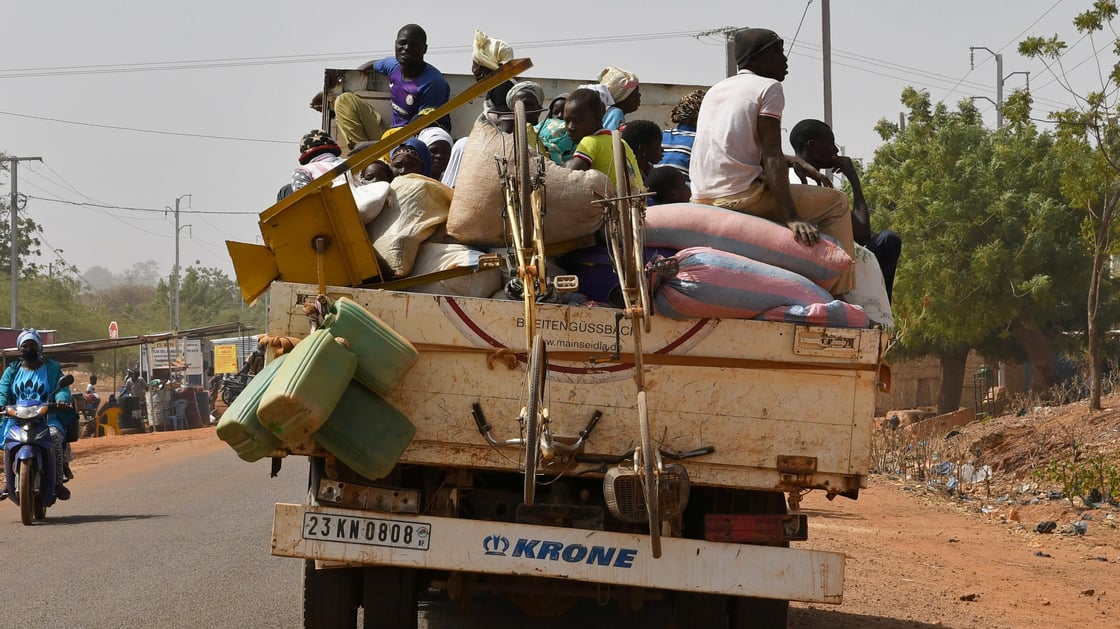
[301,512,431,551]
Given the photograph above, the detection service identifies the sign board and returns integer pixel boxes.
[108,321,119,340]
[213,344,239,374]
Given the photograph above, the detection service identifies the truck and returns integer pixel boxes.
[235,62,890,628]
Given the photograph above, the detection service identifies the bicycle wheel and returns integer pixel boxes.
[523,333,547,505]
[611,132,651,332]
[513,100,533,249]
[637,375,661,556]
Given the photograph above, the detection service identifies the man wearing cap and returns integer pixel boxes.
[0,329,76,501]
[291,130,344,192]
[361,24,452,132]
[690,28,855,296]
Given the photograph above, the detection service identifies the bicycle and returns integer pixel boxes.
[598,130,662,556]
[488,100,584,506]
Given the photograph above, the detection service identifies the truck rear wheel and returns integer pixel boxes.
[729,596,789,629]
[302,560,361,628]
[670,591,728,628]
[361,566,417,629]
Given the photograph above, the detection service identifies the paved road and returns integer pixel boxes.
[0,439,304,628]
[1,439,675,629]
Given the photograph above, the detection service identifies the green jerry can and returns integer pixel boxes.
[314,382,417,481]
[257,329,357,442]
[215,354,288,461]
[320,297,419,396]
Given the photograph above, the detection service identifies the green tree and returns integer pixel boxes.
[1020,0,1120,410]
[865,88,1086,412]
[171,261,265,330]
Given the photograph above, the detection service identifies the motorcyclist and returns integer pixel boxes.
[0,329,77,500]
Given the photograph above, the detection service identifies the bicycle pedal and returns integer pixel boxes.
[553,274,579,292]
[477,253,505,270]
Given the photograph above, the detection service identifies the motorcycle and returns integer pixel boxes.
[2,374,74,525]
[220,373,252,405]
[79,392,100,437]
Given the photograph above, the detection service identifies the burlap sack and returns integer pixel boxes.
[447,120,609,246]
[367,174,453,278]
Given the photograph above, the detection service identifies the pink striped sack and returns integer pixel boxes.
[644,203,852,291]
[651,247,868,328]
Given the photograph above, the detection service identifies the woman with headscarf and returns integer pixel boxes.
[471,30,514,81]
[0,329,76,501]
[390,138,433,178]
[598,66,641,130]
[657,89,706,185]
[418,126,454,181]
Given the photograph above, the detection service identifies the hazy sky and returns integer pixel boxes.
[0,1,1103,287]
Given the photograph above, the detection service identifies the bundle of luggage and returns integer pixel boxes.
[216,298,418,479]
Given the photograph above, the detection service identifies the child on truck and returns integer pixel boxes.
[563,88,643,189]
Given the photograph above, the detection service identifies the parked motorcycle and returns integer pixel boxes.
[78,392,100,437]
[220,373,252,405]
[1,374,74,525]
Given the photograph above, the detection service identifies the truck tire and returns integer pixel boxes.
[671,591,729,628]
[729,490,789,629]
[729,596,789,629]
[361,566,417,629]
[302,560,361,629]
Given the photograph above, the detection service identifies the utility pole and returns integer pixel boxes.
[969,47,1028,130]
[166,194,191,331]
[5,155,42,328]
[822,0,833,128]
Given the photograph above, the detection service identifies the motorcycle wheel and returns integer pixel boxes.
[34,489,46,520]
[221,386,236,406]
[18,459,34,526]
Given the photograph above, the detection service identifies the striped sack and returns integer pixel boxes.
[645,202,852,290]
[652,246,868,328]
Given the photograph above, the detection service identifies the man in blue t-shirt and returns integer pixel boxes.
[360,24,451,133]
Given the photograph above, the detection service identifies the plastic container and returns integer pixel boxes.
[216,355,287,462]
[320,297,418,396]
[314,382,416,481]
[257,329,357,442]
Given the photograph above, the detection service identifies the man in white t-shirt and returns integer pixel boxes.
[690,28,855,295]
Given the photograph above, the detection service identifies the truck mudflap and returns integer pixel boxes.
[272,503,844,605]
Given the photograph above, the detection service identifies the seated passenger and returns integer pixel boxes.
[360,24,451,132]
[418,127,454,181]
[598,67,641,130]
[789,119,902,300]
[657,89,705,185]
[361,160,395,184]
[536,93,574,165]
[690,28,854,295]
[311,91,385,152]
[390,139,433,178]
[620,120,663,177]
[564,88,644,189]
[291,130,343,192]
[471,30,514,81]
[645,166,691,205]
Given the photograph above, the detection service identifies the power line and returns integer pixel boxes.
[0,110,290,144]
[0,31,706,79]
[26,195,257,215]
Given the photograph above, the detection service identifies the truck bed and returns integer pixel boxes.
[267,282,887,495]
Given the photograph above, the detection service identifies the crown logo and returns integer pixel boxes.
[482,534,510,556]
